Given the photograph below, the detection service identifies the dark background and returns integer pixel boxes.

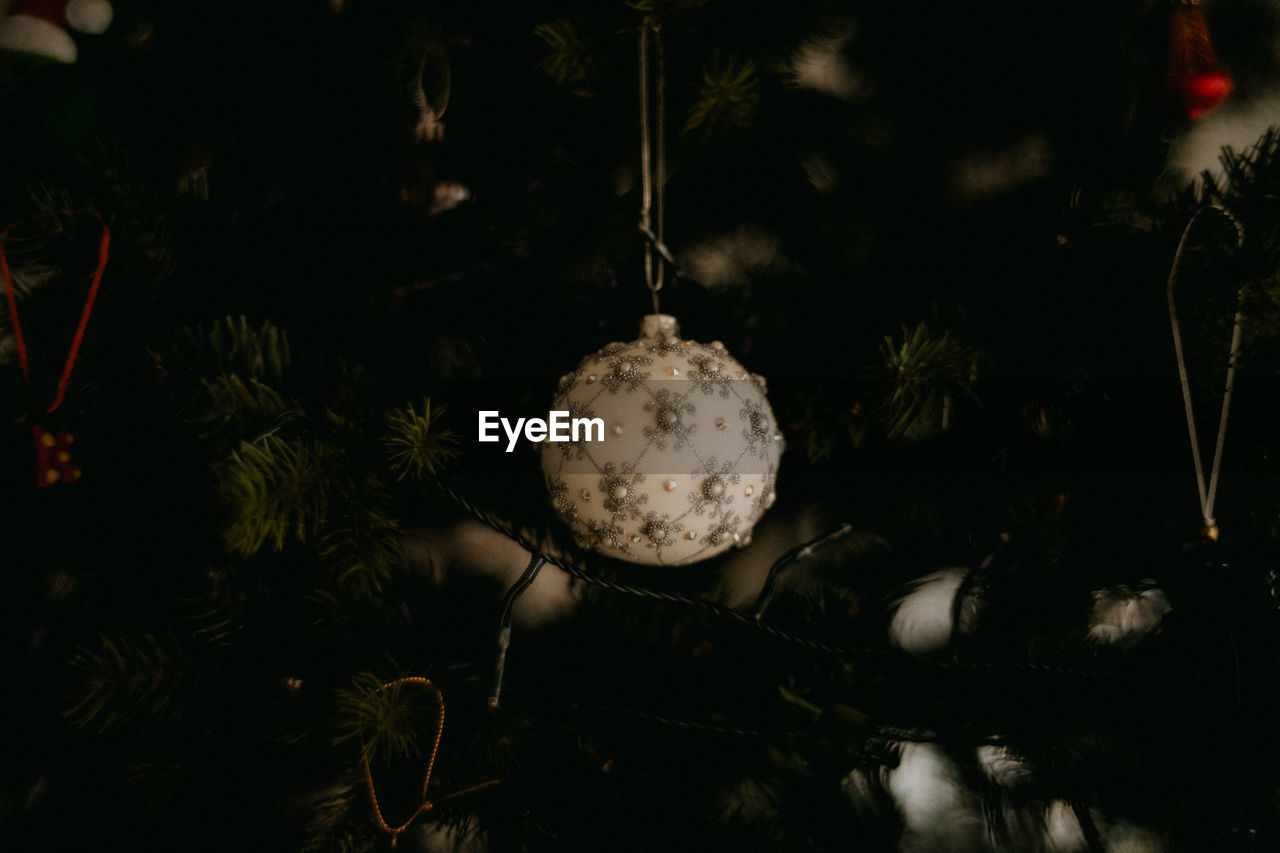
[5,0,1280,850]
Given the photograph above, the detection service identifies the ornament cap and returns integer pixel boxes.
[639,314,680,339]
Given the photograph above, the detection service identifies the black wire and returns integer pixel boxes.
[437,482,1117,681]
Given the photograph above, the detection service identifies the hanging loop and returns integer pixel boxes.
[637,15,668,314]
[0,210,110,414]
[1166,204,1245,539]
[359,677,502,838]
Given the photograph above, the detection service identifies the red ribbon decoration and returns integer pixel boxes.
[1,212,110,486]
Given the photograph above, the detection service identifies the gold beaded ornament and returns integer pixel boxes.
[358,677,501,839]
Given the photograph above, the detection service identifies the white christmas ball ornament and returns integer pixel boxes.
[542,314,783,566]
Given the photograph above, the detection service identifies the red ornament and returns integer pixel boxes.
[1,212,109,487]
[32,424,79,487]
[1167,0,1232,120]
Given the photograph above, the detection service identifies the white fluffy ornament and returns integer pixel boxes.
[541,314,783,566]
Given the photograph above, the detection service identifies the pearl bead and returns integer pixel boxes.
[764,491,776,508]
[708,362,720,373]
[744,485,754,497]
[620,361,633,373]
[663,479,677,492]
[660,410,679,427]
[612,485,629,500]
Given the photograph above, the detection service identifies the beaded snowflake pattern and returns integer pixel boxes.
[542,319,783,566]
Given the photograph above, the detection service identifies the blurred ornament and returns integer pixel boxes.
[1087,583,1171,649]
[0,0,113,64]
[1167,0,1232,120]
[542,314,783,566]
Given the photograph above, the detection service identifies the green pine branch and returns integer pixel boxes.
[879,322,978,441]
[300,779,377,853]
[189,373,296,444]
[332,671,442,769]
[383,400,458,481]
[65,633,187,732]
[683,54,760,142]
[218,434,337,555]
[159,316,292,386]
[534,19,594,88]
[319,491,403,598]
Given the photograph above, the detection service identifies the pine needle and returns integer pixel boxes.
[383,400,458,481]
[879,322,978,441]
[65,633,185,732]
[333,671,441,769]
[683,54,760,141]
[218,434,336,555]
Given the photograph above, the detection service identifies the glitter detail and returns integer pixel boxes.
[586,519,630,553]
[556,399,599,461]
[740,401,773,458]
[688,354,733,397]
[543,326,783,566]
[643,390,698,450]
[706,514,742,547]
[602,354,653,393]
[599,463,648,519]
[640,512,684,545]
[687,460,740,516]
